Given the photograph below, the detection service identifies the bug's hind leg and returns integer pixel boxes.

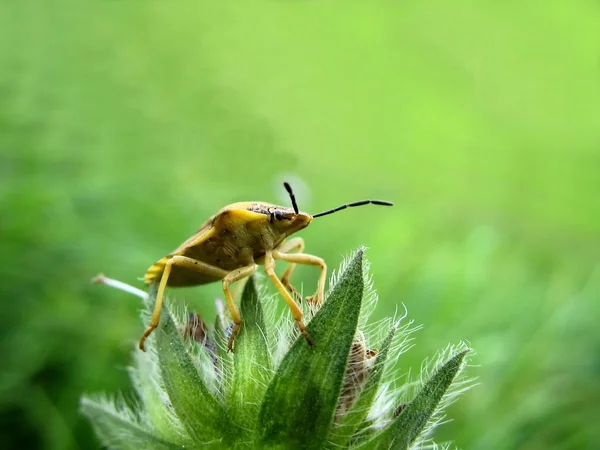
[222,264,257,352]
[140,261,173,351]
[139,256,229,351]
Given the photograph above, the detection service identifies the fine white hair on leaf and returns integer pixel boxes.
[84,393,142,423]
[212,296,235,395]
[366,382,399,430]
[80,393,191,448]
[363,318,422,430]
[407,342,476,450]
[251,272,283,365]
[325,248,365,297]
[357,252,378,330]
[416,442,455,450]
[80,394,149,445]
[324,247,377,328]
[162,300,225,397]
[129,346,186,438]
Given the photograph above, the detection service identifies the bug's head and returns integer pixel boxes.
[264,182,312,237]
[268,205,313,236]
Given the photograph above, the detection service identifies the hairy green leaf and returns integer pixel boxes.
[129,351,187,445]
[80,396,181,450]
[228,276,273,431]
[259,249,364,449]
[213,301,234,393]
[155,299,234,445]
[360,349,469,450]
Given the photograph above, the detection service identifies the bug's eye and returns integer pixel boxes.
[274,210,284,220]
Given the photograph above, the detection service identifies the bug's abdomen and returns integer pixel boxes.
[144,258,168,285]
[144,220,268,288]
[183,234,253,272]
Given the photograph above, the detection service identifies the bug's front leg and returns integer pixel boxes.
[139,256,229,351]
[264,250,314,347]
[222,264,257,352]
[272,249,327,306]
[275,237,305,302]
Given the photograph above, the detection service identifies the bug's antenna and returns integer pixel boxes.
[283,182,299,214]
[313,199,393,218]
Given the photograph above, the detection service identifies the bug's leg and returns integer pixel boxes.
[139,256,229,351]
[264,250,314,347]
[275,238,304,302]
[222,264,257,351]
[231,277,248,302]
[272,250,327,306]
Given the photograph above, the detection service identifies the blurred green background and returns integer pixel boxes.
[1,1,599,448]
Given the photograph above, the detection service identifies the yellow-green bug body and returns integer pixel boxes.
[145,202,311,286]
[140,184,392,352]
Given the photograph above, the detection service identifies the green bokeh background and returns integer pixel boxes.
[1,1,599,449]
